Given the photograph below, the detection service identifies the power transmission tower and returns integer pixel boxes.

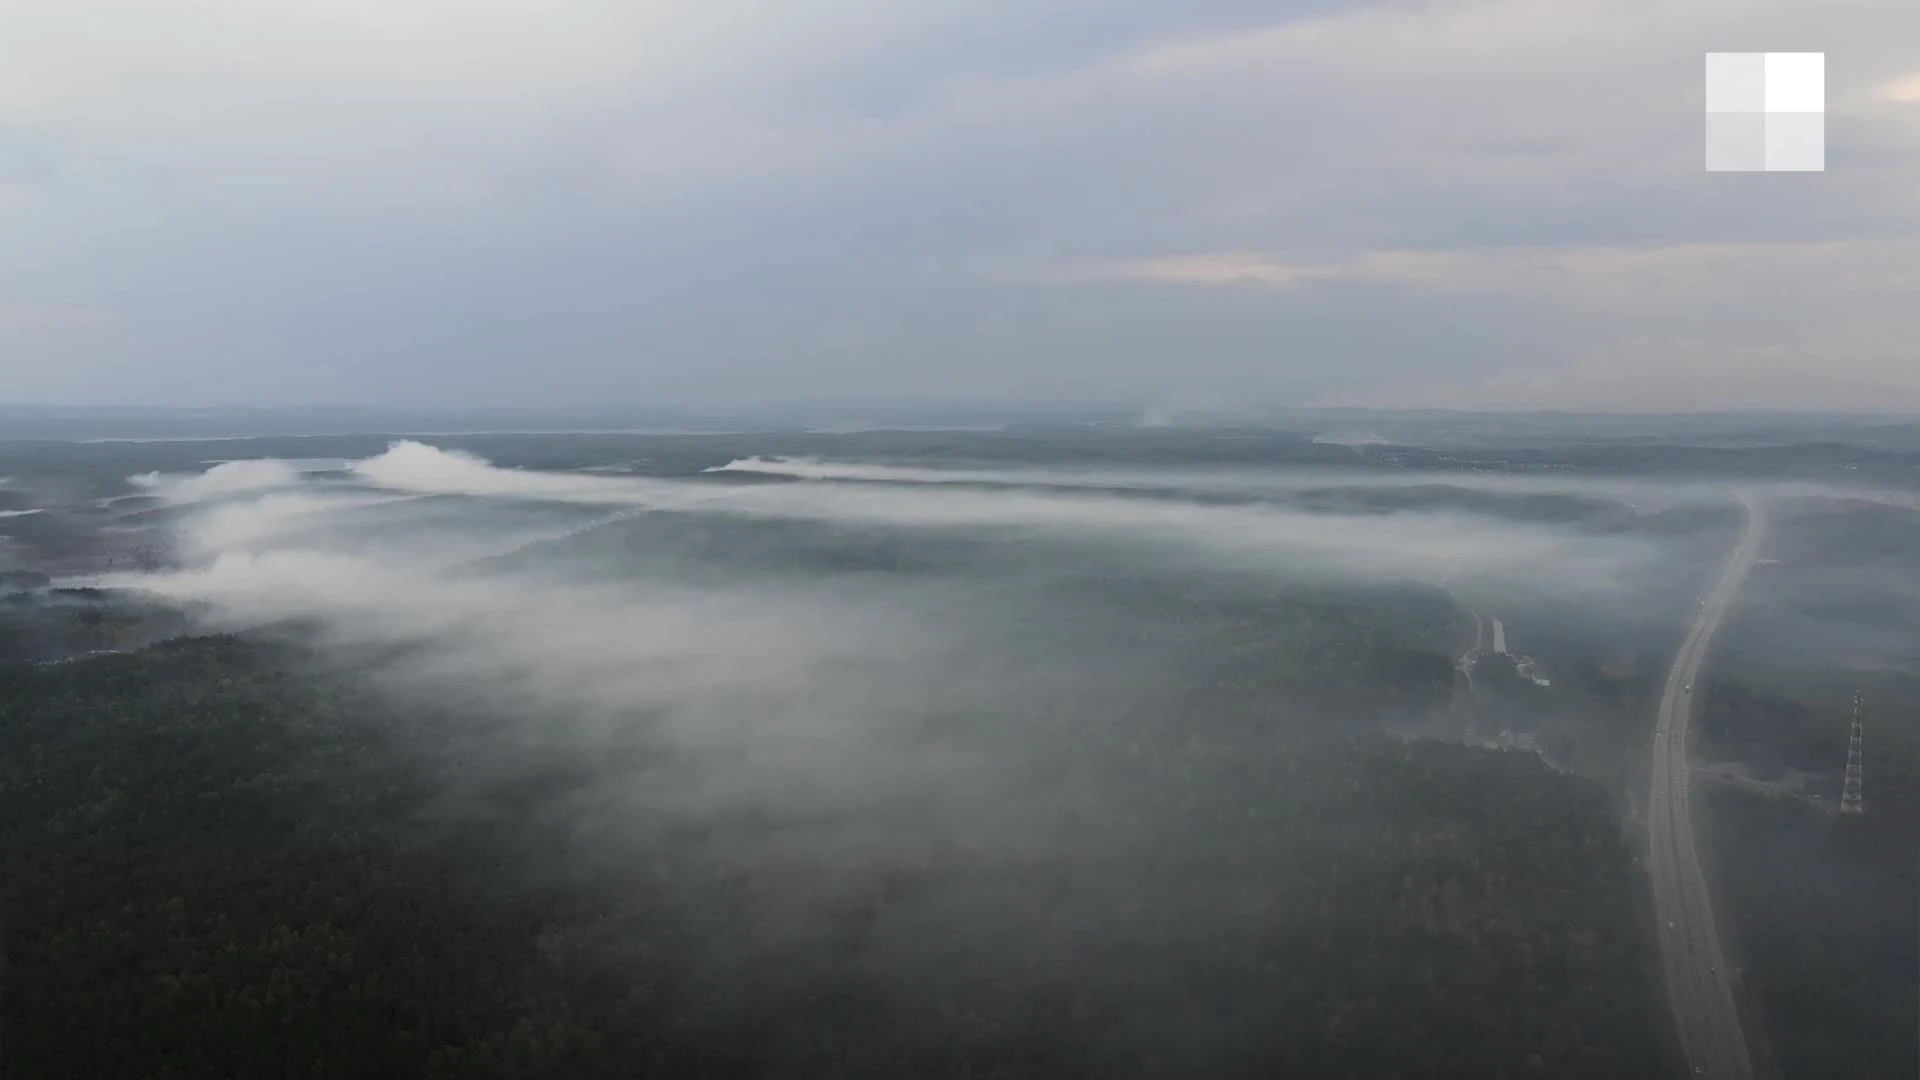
[1840,690,1865,814]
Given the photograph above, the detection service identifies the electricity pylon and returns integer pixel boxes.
[1840,690,1865,815]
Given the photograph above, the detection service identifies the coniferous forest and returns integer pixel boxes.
[2,634,1675,1079]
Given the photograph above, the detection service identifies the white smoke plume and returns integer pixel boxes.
[88,438,1815,1069]
[131,458,304,502]
[341,442,1652,589]
[705,455,1896,508]
[89,437,1732,871]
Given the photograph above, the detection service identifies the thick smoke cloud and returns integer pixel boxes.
[337,441,1656,588]
[96,440,1786,1069]
[131,458,304,502]
[709,454,1906,507]
[98,440,1762,870]
[112,442,1774,750]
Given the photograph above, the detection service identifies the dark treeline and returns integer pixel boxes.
[1,586,189,666]
[3,636,1675,1079]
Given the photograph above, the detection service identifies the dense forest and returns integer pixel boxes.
[1,634,1677,1078]
[1696,679,1845,780]
[1702,789,1920,1080]
[1696,669,1920,1080]
[1,585,189,666]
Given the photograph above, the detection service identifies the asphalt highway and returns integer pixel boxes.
[1647,491,1761,1079]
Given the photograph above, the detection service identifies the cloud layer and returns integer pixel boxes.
[5,0,1919,408]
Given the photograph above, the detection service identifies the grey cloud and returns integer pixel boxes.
[2,0,1917,408]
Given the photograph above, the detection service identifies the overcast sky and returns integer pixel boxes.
[3,0,1918,412]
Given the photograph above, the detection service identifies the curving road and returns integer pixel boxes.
[1648,490,1761,1079]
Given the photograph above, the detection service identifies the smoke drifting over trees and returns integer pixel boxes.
[4,425,1916,1078]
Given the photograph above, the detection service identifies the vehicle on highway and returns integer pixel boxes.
[1667,922,1677,932]
[1683,683,1692,692]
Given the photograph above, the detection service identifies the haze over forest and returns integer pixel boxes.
[1,412,1916,1078]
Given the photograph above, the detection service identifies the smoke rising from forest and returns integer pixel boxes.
[106,440,1771,825]
[15,427,1901,1076]
[90,438,1829,1072]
